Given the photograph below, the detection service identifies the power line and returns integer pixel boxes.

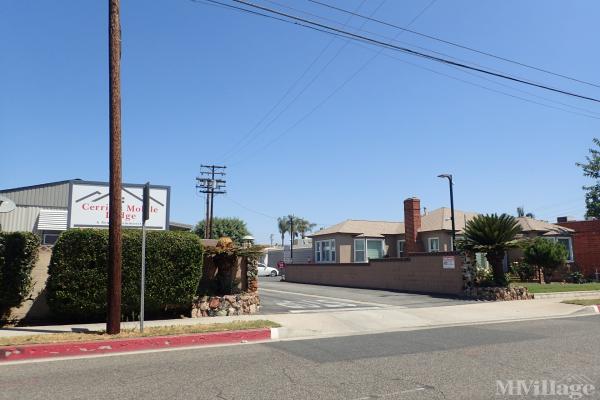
[226,0,439,165]
[231,0,600,103]
[215,0,372,162]
[352,40,600,120]
[309,0,600,90]
[223,0,388,163]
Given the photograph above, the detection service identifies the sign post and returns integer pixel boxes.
[140,182,150,333]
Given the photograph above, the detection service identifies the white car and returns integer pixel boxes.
[257,263,279,277]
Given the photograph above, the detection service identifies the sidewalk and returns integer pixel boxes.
[1,298,596,341]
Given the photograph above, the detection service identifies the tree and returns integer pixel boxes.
[516,207,535,219]
[458,214,522,286]
[576,137,600,219]
[194,217,251,245]
[294,218,317,239]
[523,238,568,283]
[277,217,288,247]
[276,216,317,245]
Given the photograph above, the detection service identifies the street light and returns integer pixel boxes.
[438,174,456,251]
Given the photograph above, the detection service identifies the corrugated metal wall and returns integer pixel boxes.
[0,206,39,232]
[0,206,68,233]
[0,182,70,208]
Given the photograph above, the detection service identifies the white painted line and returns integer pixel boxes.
[351,386,426,399]
[289,307,382,314]
[260,288,391,308]
[270,327,280,340]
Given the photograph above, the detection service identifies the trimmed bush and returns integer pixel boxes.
[47,229,203,322]
[0,232,40,319]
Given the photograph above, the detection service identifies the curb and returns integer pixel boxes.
[585,305,600,314]
[0,328,274,362]
[533,290,600,300]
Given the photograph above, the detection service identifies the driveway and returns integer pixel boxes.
[258,276,473,314]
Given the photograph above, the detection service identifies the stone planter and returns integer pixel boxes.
[191,292,260,318]
[465,286,534,301]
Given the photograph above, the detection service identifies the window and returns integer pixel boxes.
[354,239,385,262]
[42,233,60,246]
[315,239,336,263]
[428,237,440,252]
[397,240,405,257]
[367,239,385,260]
[544,237,574,262]
[354,239,366,263]
[556,237,573,262]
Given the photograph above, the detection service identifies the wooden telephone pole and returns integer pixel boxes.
[107,0,122,335]
[196,165,227,239]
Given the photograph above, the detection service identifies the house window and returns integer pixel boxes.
[354,239,366,263]
[428,237,440,252]
[315,239,336,263]
[354,239,385,262]
[556,237,574,262]
[397,240,405,257]
[544,237,574,262]
[366,239,384,260]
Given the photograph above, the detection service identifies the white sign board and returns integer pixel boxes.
[442,256,456,269]
[69,183,169,229]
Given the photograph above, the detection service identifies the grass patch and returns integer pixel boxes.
[562,299,600,306]
[0,320,280,347]
[510,282,600,294]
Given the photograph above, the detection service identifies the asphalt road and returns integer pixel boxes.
[258,276,474,314]
[2,316,599,399]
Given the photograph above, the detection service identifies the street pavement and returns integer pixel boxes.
[2,315,598,399]
[258,276,474,314]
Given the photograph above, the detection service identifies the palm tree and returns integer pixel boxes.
[459,213,522,286]
[277,217,288,247]
[295,218,317,239]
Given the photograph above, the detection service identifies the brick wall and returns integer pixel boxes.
[285,253,464,295]
[556,220,600,277]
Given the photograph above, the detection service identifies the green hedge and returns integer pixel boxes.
[47,229,203,322]
[0,232,40,318]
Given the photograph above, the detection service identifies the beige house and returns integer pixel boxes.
[309,197,574,265]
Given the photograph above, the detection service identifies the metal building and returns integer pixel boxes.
[0,179,189,245]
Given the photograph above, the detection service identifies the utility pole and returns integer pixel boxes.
[289,215,294,264]
[438,174,456,251]
[107,0,122,335]
[196,165,226,239]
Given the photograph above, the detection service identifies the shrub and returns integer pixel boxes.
[0,232,40,319]
[523,238,568,283]
[47,229,203,322]
[510,262,536,281]
[567,271,586,284]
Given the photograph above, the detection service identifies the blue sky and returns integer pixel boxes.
[1,0,599,244]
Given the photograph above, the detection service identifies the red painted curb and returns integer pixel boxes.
[0,328,271,362]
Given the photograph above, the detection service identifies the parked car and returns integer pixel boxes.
[257,263,279,277]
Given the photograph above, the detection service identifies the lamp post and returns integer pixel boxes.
[438,174,456,251]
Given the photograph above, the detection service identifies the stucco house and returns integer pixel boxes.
[309,197,574,264]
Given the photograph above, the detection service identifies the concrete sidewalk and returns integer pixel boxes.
[1,298,596,341]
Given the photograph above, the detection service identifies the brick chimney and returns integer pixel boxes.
[404,197,422,254]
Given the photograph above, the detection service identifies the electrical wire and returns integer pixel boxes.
[231,0,600,103]
[309,0,600,89]
[215,0,372,161]
[225,0,439,165]
[222,0,388,163]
